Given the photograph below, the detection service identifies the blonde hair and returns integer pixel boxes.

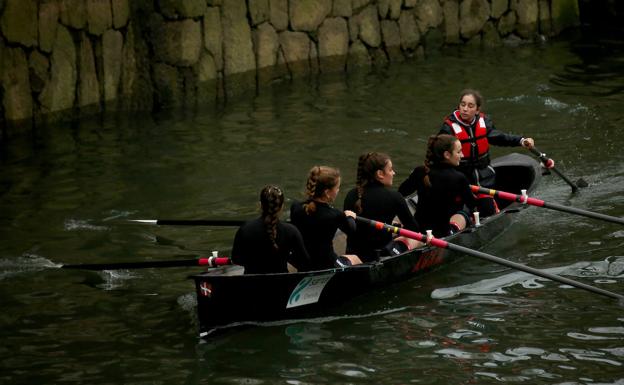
[302,166,341,215]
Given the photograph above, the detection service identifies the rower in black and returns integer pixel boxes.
[343,152,421,262]
[231,185,310,274]
[399,134,478,237]
[290,166,360,270]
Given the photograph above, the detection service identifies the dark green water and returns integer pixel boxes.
[1,36,623,384]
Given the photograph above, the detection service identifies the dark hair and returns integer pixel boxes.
[303,166,341,215]
[260,185,284,251]
[423,134,459,188]
[354,152,391,214]
[458,89,483,109]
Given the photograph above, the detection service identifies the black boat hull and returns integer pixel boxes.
[191,153,541,337]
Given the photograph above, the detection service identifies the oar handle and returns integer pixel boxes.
[528,146,579,192]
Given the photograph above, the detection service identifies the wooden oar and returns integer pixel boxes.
[128,219,245,226]
[61,257,232,270]
[355,217,624,302]
[471,185,624,225]
[528,146,587,192]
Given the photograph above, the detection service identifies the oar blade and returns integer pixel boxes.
[528,146,584,192]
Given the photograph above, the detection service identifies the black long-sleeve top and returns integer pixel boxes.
[399,163,477,237]
[343,181,419,262]
[231,217,311,274]
[290,201,356,270]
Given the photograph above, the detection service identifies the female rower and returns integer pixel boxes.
[343,152,421,262]
[439,89,537,216]
[231,185,311,274]
[399,134,478,237]
[290,166,362,270]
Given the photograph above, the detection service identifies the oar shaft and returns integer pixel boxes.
[442,241,624,301]
[543,201,624,225]
[529,146,579,192]
[129,219,245,226]
[61,257,231,270]
[356,217,624,301]
[472,185,624,225]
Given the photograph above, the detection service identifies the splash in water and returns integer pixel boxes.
[64,218,109,231]
[0,253,60,280]
[431,257,624,299]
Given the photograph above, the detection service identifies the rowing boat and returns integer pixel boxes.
[191,153,542,337]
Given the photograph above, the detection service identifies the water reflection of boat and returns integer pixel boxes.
[191,153,541,337]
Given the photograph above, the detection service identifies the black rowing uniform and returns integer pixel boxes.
[290,200,356,270]
[231,217,311,274]
[399,163,477,237]
[343,181,420,262]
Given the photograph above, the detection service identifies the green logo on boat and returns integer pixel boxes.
[287,273,334,309]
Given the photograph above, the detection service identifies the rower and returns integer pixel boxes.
[230,185,311,274]
[398,134,478,237]
[343,152,422,262]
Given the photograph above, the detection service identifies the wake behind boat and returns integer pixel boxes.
[191,153,542,337]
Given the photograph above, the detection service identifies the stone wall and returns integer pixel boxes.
[0,0,580,130]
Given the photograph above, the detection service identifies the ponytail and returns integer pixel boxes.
[302,166,341,215]
[354,152,390,214]
[423,134,458,188]
[260,185,284,251]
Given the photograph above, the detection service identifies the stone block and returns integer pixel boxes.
[222,0,256,76]
[254,22,279,69]
[290,0,332,32]
[1,0,37,47]
[459,0,490,40]
[443,0,460,44]
[415,0,444,34]
[398,10,420,50]
[318,17,349,72]
[39,1,60,53]
[356,5,381,48]
[204,7,223,70]
[39,25,76,113]
[513,0,538,38]
[102,29,123,102]
[112,0,130,29]
[249,0,270,26]
[87,0,113,36]
[78,32,101,107]
[270,0,289,31]
[2,47,33,121]
[60,0,87,29]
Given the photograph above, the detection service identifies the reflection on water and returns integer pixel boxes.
[1,36,624,384]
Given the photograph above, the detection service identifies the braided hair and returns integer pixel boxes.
[260,185,284,252]
[302,166,341,215]
[423,134,458,188]
[354,152,390,214]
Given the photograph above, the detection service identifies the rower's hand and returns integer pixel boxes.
[344,210,356,219]
[544,158,555,169]
[521,138,535,149]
